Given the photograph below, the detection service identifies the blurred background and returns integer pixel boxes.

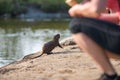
[0,0,82,67]
[0,0,71,19]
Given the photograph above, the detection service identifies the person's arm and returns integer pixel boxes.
[99,12,120,24]
[66,0,107,18]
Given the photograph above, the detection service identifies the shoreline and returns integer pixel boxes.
[0,38,120,80]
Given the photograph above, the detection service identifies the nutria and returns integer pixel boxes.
[34,34,63,58]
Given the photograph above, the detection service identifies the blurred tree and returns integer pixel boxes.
[11,0,27,17]
[12,0,20,8]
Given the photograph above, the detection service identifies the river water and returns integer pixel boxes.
[0,19,71,67]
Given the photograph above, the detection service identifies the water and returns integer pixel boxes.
[0,19,71,67]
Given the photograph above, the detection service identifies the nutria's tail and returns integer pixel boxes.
[33,52,44,59]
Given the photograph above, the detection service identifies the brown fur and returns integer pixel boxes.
[34,34,63,58]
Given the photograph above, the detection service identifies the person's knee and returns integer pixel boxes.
[69,18,81,34]
[72,33,90,46]
[72,33,89,40]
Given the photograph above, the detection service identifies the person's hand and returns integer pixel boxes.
[65,0,77,7]
[68,2,100,18]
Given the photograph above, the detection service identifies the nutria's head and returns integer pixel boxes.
[53,34,60,40]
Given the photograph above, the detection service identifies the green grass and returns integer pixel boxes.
[0,19,69,30]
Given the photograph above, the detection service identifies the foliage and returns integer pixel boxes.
[0,1,13,15]
[0,0,83,16]
[0,0,27,16]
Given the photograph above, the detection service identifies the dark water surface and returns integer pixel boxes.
[0,19,70,67]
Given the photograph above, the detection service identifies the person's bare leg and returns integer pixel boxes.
[72,33,116,75]
[105,50,120,60]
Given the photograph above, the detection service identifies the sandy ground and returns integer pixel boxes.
[0,45,120,80]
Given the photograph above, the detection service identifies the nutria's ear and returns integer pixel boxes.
[55,34,60,36]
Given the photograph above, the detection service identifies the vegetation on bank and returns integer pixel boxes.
[0,0,82,18]
[0,19,69,30]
